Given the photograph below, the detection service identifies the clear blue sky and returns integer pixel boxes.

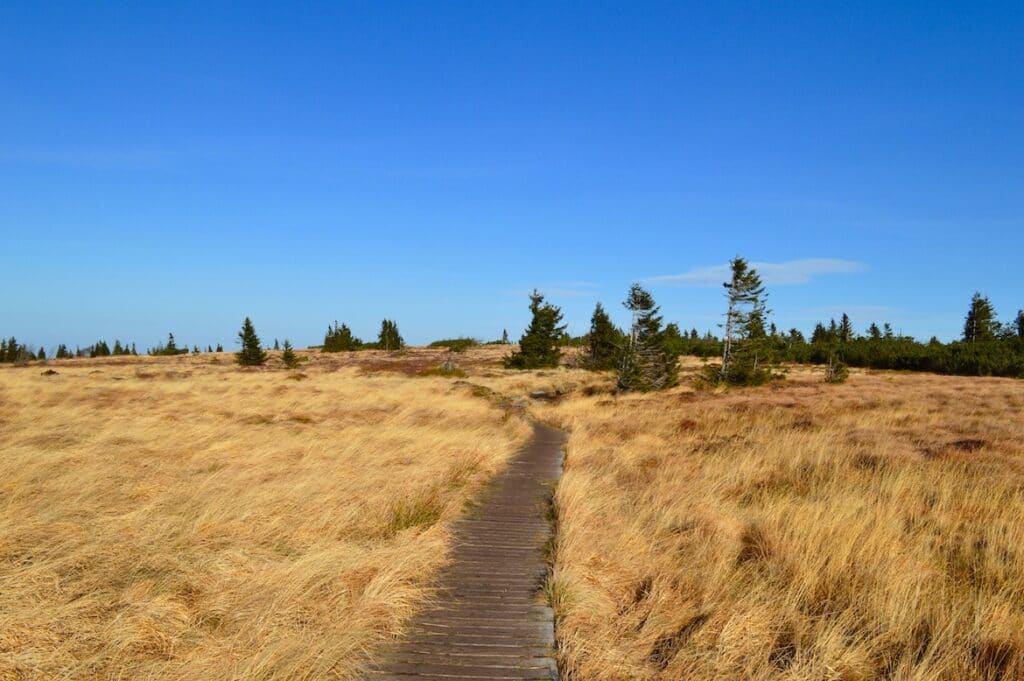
[2,2,1021,350]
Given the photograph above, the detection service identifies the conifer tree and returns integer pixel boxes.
[839,313,853,342]
[193,345,200,353]
[215,343,223,352]
[1017,310,1024,339]
[113,340,124,355]
[273,339,280,351]
[207,345,213,353]
[323,321,362,352]
[585,302,621,370]
[718,257,771,385]
[617,284,678,391]
[501,328,510,344]
[378,319,404,351]
[883,323,894,340]
[504,290,566,369]
[281,339,298,369]
[166,333,178,353]
[131,343,138,355]
[37,347,46,360]
[55,344,69,359]
[236,317,267,366]
[963,292,998,342]
[868,323,882,341]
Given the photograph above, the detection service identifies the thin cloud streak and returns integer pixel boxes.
[645,258,866,287]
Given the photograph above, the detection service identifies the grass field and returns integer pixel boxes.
[526,363,1024,680]
[0,350,529,680]
[2,348,1022,680]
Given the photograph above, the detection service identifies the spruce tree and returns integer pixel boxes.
[718,257,771,385]
[504,290,566,369]
[236,317,267,366]
[273,339,280,351]
[215,343,223,352]
[883,323,894,340]
[868,323,882,341]
[617,284,678,391]
[963,292,998,342]
[839,313,853,342]
[37,347,46,360]
[323,321,362,352]
[1017,310,1024,338]
[586,302,621,370]
[131,343,138,355]
[378,319,404,351]
[281,339,298,369]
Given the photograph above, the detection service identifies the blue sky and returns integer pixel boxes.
[2,2,1021,350]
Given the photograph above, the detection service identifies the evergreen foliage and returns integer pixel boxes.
[429,338,478,352]
[55,344,70,359]
[715,257,773,385]
[322,321,363,352]
[504,290,566,369]
[585,302,623,370]
[501,328,510,344]
[377,319,404,351]
[281,339,299,369]
[824,355,850,384]
[616,284,678,391]
[236,317,267,366]
[963,292,998,342]
[150,333,189,356]
[36,347,46,360]
[1015,310,1024,339]
[273,339,280,351]
[215,343,223,352]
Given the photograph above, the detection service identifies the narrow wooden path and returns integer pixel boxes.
[365,422,566,680]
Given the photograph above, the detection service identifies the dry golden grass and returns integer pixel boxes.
[524,361,1024,680]
[0,350,529,680]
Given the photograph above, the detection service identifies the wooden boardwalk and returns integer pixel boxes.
[364,422,566,680]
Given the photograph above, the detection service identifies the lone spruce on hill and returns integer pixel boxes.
[236,317,267,366]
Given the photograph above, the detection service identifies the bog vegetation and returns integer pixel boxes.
[0,351,529,679]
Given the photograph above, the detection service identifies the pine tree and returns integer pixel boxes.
[0,338,7,362]
[617,284,678,391]
[504,290,566,369]
[963,292,998,342]
[55,344,69,359]
[273,339,280,351]
[236,317,267,366]
[378,319,404,351]
[585,302,621,370]
[718,257,771,385]
[501,328,510,344]
[839,313,853,342]
[166,333,178,353]
[193,345,201,353]
[1017,310,1024,338]
[37,347,46,360]
[868,323,882,341]
[281,339,298,369]
[113,340,124,355]
[323,321,362,352]
[883,323,894,340]
[131,343,138,355]
[215,343,223,352]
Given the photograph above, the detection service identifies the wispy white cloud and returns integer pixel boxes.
[645,258,866,287]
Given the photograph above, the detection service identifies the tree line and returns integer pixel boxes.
[501,258,1023,390]
[7,273,1021,381]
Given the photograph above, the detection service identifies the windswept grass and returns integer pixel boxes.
[530,365,1024,680]
[0,352,529,680]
